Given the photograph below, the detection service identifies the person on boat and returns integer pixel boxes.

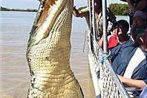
[109,20,130,49]
[130,10,147,43]
[73,0,116,39]
[73,0,102,28]
[98,19,130,49]
[110,11,147,96]
[121,0,147,25]
[118,31,147,97]
[73,0,103,39]
[111,10,147,73]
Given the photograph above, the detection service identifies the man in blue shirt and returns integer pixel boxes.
[110,11,147,97]
[111,31,146,95]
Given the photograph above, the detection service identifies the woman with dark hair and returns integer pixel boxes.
[98,20,130,50]
[108,20,130,48]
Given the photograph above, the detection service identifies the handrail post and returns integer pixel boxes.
[102,0,108,54]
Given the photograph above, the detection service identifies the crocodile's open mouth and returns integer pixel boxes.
[36,0,66,28]
[29,0,67,46]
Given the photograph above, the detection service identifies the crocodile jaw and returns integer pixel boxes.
[28,0,71,47]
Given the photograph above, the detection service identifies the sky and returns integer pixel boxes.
[1,0,126,9]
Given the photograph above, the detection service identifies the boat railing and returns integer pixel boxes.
[88,0,131,97]
[98,52,130,98]
[88,30,131,98]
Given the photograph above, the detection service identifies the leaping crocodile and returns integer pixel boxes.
[26,0,83,97]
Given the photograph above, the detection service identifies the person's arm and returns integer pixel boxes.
[98,36,103,47]
[73,6,87,17]
[126,0,135,12]
[118,75,147,89]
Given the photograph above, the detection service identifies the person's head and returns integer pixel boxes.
[136,30,147,51]
[94,0,102,13]
[132,10,146,28]
[111,20,130,42]
[131,11,146,42]
[111,20,129,34]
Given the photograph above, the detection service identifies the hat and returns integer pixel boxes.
[111,20,129,33]
[133,10,146,20]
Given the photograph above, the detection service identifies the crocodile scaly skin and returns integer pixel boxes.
[26,0,83,98]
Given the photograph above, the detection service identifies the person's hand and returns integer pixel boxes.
[117,28,123,35]
[73,6,77,15]
[73,6,77,11]
[73,6,80,17]
[117,75,124,82]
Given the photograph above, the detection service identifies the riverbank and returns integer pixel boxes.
[0,6,37,12]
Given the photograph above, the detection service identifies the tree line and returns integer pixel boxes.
[109,3,129,15]
[1,3,129,15]
[0,6,37,12]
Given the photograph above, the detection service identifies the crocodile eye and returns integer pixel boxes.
[45,57,49,60]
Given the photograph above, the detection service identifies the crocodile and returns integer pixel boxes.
[26,0,84,97]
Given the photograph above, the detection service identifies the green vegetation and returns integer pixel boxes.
[0,6,37,12]
[109,3,129,15]
[1,3,129,15]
